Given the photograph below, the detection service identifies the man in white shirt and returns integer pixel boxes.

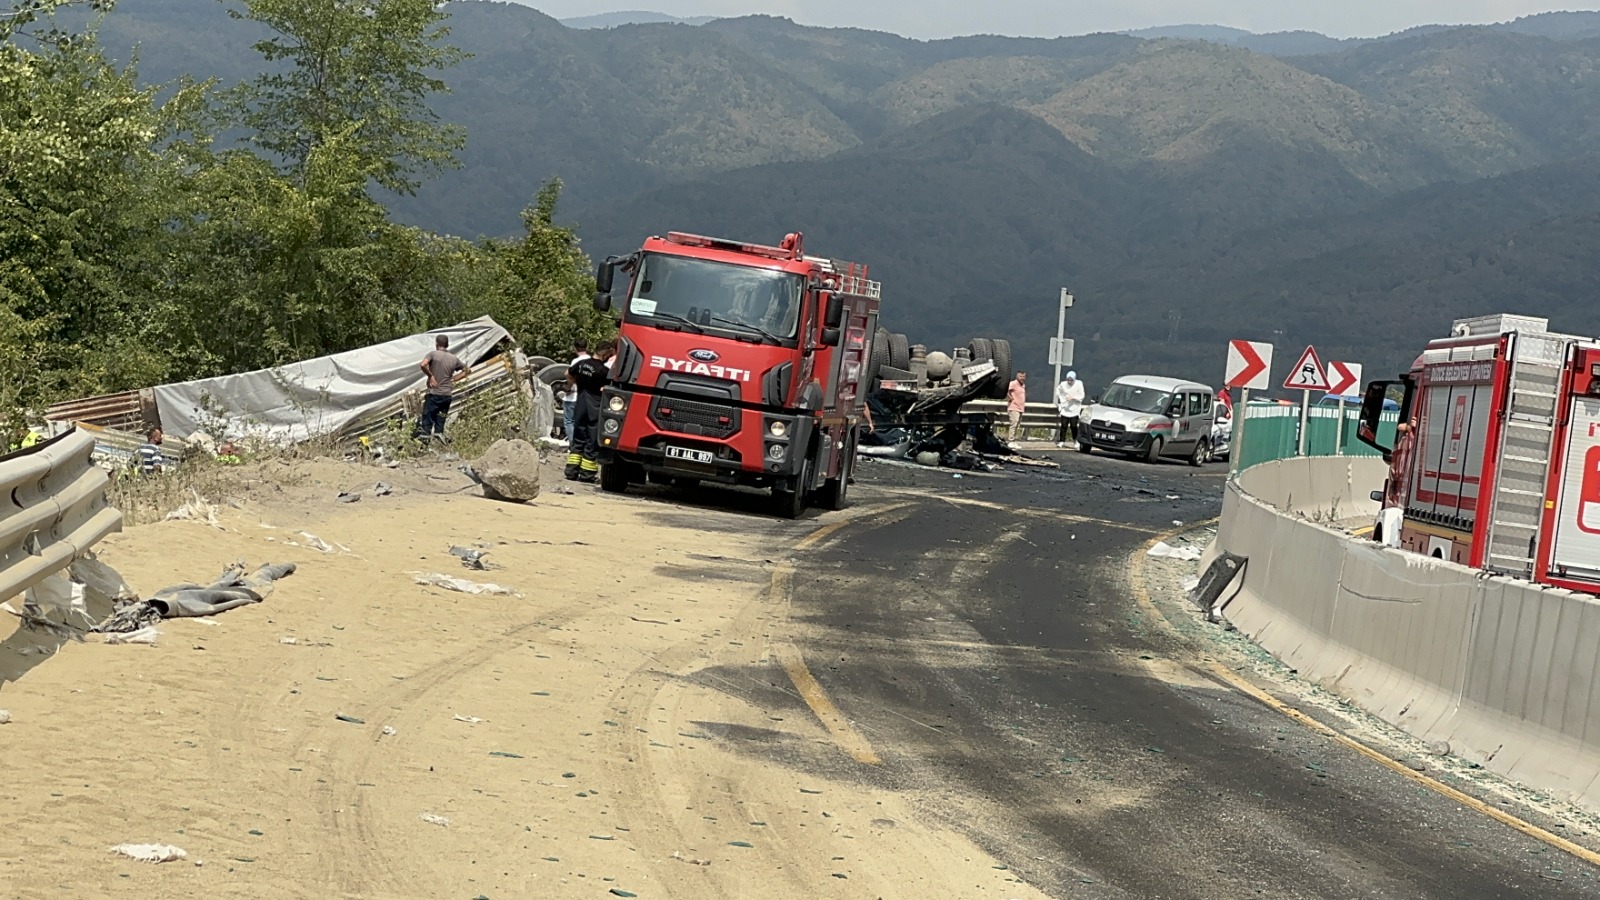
[560,338,591,440]
[1055,371,1086,448]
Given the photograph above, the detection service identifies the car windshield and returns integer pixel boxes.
[628,253,804,341]
[1100,382,1172,415]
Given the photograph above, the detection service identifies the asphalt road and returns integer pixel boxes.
[779,450,1600,899]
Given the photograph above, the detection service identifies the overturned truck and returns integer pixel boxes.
[861,331,1017,467]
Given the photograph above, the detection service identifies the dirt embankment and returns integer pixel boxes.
[1,457,1043,899]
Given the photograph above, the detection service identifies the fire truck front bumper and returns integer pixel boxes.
[597,388,812,480]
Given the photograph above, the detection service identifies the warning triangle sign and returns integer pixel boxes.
[1283,345,1330,391]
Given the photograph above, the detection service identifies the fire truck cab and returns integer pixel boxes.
[1357,314,1600,594]
[591,231,879,518]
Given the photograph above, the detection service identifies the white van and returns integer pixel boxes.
[1078,375,1219,466]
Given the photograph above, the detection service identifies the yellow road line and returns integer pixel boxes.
[1126,522,1600,869]
[759,505,903,766]
[777,643,882,765]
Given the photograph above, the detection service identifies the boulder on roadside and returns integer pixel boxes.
[474,439,542,502]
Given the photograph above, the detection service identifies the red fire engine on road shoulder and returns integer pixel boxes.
[1357,313,1600,594]
[591,230,879,518]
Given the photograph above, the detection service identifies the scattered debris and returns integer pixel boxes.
[298,532,343,554]
[105,627,160,645]
[419,813,450,827]
[0,709,11,724]
[335,714,366,725]
[165,491,222,529]
[110,844,187,863]
[672,851,711,866]
[488,751,523,759]
[374,481,393,497]
[96,562,296,633]
[411,573,518,596]
[381,725,397,737]
[280,637,298,645]
[336,491,361,504]
[1147,541,1202,562]
[452,714,485,724]
[450,546,492,570]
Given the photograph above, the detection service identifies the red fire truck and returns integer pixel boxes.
[590,230,879,518]
[1357,313,1600,594]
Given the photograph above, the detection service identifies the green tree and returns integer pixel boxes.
[474,180,610,358]
[225,0,466,195]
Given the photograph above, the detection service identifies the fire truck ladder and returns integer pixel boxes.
[806,257,881,299]
[1483,332,1568,576]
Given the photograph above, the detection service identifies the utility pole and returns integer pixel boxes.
[1052,289,1074,396]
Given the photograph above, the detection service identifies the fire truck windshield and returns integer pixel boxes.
[628,254,804,342]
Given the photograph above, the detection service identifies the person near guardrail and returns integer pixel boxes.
[566,340,613,483]
[1054,371,1085,448]
[415,334,470,442]
[137,427,165,475]
[1006,371,1028,444]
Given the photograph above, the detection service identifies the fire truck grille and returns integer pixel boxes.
[650,397,739,439]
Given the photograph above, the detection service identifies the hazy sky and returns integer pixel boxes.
[514,1,1595,39]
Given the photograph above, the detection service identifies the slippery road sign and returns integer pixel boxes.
[1225,340,1272,390]
[1284,346,1330,391]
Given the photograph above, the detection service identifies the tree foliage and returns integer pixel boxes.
[0,0,602,419]
[225,0,466,195]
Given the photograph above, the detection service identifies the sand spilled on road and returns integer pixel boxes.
[1,458,1047,899]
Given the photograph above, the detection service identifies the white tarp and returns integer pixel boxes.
[154,316,510,443]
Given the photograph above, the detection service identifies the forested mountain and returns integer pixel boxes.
[76,0,1600,391]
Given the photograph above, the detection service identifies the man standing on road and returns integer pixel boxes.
[1055,371,1085,448]
[1006,371,1028,444]
[416,334,469,442]
[566,340,614,483]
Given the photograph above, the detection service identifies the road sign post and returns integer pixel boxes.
[1327,361,1363,456]
[1052,289,1074,400]
[1283,346,1331,456]
[1225,340,1273,479]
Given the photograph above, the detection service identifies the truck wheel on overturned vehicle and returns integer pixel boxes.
[536,364,568,386]
[968,337,994,362]
[869,328,890,385]
[987,339,1014,400]
[888,332,911,371]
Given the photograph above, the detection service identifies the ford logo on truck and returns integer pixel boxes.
[689,348,720,363]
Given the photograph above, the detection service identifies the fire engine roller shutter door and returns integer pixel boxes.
[1550,396,1600,581]
[1411,377,1493,528]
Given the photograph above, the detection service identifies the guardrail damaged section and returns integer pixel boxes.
[0,429,124,605]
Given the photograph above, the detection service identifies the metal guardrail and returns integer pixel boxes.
[0,429,123,602]
[963,400,1061,433]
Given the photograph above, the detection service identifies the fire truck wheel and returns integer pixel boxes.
[1143,437,1164,463]
[888,332,911,371]
[774,456,813,519]
[817,445,852,511]
[599,461,630,493]
[1188,439,1210,467]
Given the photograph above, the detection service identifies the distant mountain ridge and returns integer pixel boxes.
[560,10,718,29]
[1122,10,1600,56]
[73,0,1600,387]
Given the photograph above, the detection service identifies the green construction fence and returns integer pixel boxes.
[1233,402,1398,471]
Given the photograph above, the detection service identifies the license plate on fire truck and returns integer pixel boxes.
[665,446,714,465]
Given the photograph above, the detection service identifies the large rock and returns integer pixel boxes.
[475,439,542,502]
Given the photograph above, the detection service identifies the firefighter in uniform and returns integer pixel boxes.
[566,341,613,482]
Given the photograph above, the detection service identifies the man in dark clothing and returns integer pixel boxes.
[566,341,613,482]
[416,334,469,441]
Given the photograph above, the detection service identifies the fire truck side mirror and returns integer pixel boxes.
[593,291,612,313]
[1356,380,1400,461]
[823,294,845,329]
[821,327,841,347]
[595,257,616,294]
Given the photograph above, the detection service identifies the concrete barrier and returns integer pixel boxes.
[1209,457,1600,808]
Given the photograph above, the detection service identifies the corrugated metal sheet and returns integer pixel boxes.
[44,389,155,431]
